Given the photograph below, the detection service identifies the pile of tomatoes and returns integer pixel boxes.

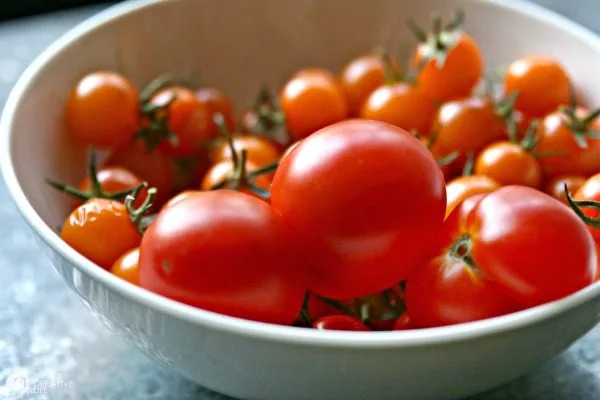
[50,11,600,331]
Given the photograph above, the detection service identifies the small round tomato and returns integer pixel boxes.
[280,69,348,141]
[66,71,139,149]
[312,315,369,331]
[61,198,141,270]
[147,86,212,157]
[445,175,499,218]
[73,166,146,208]
[430,97,506,164]
[271,119,446,299]
[111,247,140,285]
[474,141,542,188]
[545,175,586,205]
[412,15,483,103]
[360,83,436,135]
[201,158,271,199]
[466,186,596,307]
[536,107,600,177]
[138,190,307,325]
[195,86,236,134]
[574,173,600,246]
[504,55,570,118]
[405,255,516,328]
[105,140,173,206]
[211,135,281,168]
[339,54,387,116]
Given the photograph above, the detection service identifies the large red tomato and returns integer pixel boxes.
[462,186,596,307]
[271,119,446,299]
[138,190,307,325]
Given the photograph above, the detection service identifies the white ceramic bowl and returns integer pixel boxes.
[3,1,600,399]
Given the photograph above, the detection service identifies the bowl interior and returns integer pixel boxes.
[3,0,600,339]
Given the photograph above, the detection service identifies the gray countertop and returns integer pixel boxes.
[2,2,600,399]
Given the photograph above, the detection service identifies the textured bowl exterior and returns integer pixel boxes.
[3,1,600,399]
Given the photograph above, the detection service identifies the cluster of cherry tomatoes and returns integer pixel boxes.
[50,11,600,332]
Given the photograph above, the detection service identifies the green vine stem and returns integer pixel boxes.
[565,185,600,228]
[449,234,477,270]
[46,151,145,203]
[558,84,600,149]
[125,183,157,235]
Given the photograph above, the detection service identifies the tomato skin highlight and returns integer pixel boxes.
[61,198,141,270]
[138,190,307,325]
[360,83,436,136]
[504,55,570,118]
[405,255,516,328]
[271,119,446,299]
[66,71,139,149]
[312,315,370,331]
[111,247,140,285]
[469,186,596,307]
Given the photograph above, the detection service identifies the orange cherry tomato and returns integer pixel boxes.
[445,175,500,218]
[430,97,506,162]
[545,175,587,205]
[66,71,139,149]
[212,135,281,168]
[195,87,236,134]
[339,54,387,116]
[413,24,483,103]
[574,173,600,247]
[280,68,348,141]
[474,142,543,188]
[504,55,570,118]
[536,107,600,178]
[149,86,213,157]
[61,198,141,270]
[74,166,146,209]
[105,140,174,207]
[111,247,140,285]
[360,83,436,135]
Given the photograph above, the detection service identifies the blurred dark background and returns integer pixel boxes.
[0,0,119,21]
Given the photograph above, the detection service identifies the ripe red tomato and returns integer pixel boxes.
[312,315,369,331]
[73,166,146,208]
[465,186,596,307]
[147,86,213,157]
[211,135,281,168]
[405,255,516,328]
[105,140,174,206]
[111,247,140,285]
[271,119,446,299]
[66,71,139,149]
[445,175,499,218]
[195,86,236,134]
[280,68,348,141]
[430,97,506,164]
[536,107,600,177]
[393,313,412,330]
[545,175,586,205]
[339,54,387,116]
[504,55,570,118]
[412,15,483,103]
[138,190,307,325]
[360,83,436,135]
[474,141,543,188]
[574,173,600,246]
[61,198,141,270]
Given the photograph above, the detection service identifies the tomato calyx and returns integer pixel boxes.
[448,234,478,271]
[412,130,460,167]
[209,113,276,199]
[461,152,475,176]
[559,98,600,149]
[125,183,157,235]
[407,9,465,69]
[242,87,291,146]
[46,151,145,202]
[565,185,600,228]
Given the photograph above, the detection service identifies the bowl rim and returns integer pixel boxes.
[3,0,600,349]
